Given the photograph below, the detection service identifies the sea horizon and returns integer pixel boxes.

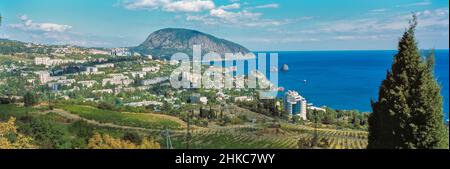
[253,49,450,53]
[259,50,449,121]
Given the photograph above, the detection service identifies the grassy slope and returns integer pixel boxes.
[57,104,186,130]
[1,104,368,149]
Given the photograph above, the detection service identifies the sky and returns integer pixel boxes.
[0,0,448,51]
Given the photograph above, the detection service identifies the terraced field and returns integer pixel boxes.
[281,124,368,149]
[167,125,368,149]
[169,129,299,149]
[1,104,368,149]
[57,104,186,130]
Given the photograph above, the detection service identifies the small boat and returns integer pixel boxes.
[303,80,307,83]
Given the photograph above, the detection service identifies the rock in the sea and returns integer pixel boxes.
[282,64,289,71]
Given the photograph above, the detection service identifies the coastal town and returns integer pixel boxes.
[0,33,375,150]
[1,41,328,120]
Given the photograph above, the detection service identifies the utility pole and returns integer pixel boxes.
[163,127,173,149]
[312,110,319,148]
[185,109,193,149]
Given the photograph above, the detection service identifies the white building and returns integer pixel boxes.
[56,79,76,86]
[86,67,98,73]
[34,57,52,66]
[140,77,169,86]
[93,89,113,94]
[142,66,160,72]
[36,71,51,84]
[95,63,115,69]
[102,74,134,87]
[110,48,130,56]
[124,101,163,107]
[199,97,208,105]
[234,75,246,89]
[88,49,110,55]
[34,57,86,66]
[308,106,327,113]
[130,71,147,78]
[78,80,98,88]
[182,72,202,87]
[284,90,307,120]
[234,96,253,102]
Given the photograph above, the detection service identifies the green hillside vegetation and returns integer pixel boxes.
[56,104,186,130]
[168,125,367,149]
[1,103,369,149]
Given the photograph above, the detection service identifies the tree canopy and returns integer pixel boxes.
[369,15,448,149]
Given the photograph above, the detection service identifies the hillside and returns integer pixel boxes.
[132,28,251,59]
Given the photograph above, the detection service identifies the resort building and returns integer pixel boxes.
[284,90,307,120]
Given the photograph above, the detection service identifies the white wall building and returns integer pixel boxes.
[284,90,307,120]
[124,101,163,107]
[95,63,114,69]
[140,77,169,86]
[34,57,52,66]
[142,66,160,73]
[78,80,98,88]
[130,71,147,78]
[110,48,130,56]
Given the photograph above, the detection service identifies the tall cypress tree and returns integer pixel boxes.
[368,15,448,149]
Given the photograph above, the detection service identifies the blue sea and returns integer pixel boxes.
[270,50,449,121]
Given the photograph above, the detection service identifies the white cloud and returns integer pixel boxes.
[210,8,260,20]
[123,0,171,10]
[5,15,125,47]
[311,8,449,34]
[369,8,387,13]
[253,3,279,9]
[333,35,383,40]
[123,0,215,12]
[124,0,287,28]
[164,0,215,12]
[219,3,240,10]
[187,8,293,28]
[0,34,10,39]
[397,1,431,7]
[9,14,72,32]
[237,37,319,44]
